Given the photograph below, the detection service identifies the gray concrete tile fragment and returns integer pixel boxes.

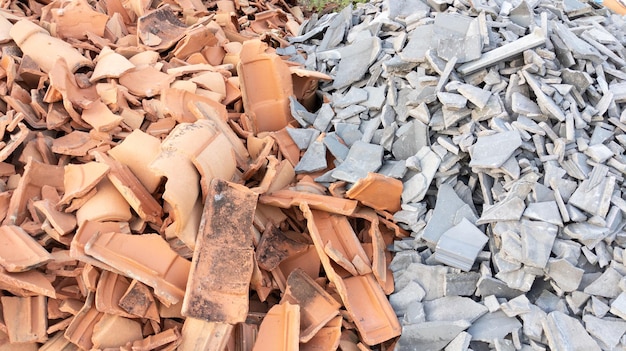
[313,103,335,132]
[362,86,386,111]
[378,159,407,179]
[388,0,431,20]
[396,320,471,351]
[552,21,602,62]
[331,140,383,183]
[401,147,441,203]
[543,311,601,351]
[289,96,316,127]
[433,13,482,63]
[332,36,382,90]
[511,92,542,118]
[500,294,531,317]
[392,119,429,160]
[424,296,488,323]
[286,127,320,150]
[523,201,563,226]
[335,104,367,120]
[434,218,488,271]
[476,276,525,299]
[438,92,468,110]
[520,220,557,269]
[423,183,478,244]
[610,292,626,320]
[477,197,526,224]
[294,140,327,174]
[444,331,471,351]
[389,280,426,317]
[457,83,492,109]
[335,123,363,147]
[583,314,626,350]
[468,311,522,342]
[333,87,368,108]
[583,267,623,298]
[545,258,584,292]
[444,271,480,296]
[509,1,532,27]
[395,263,447,301]
[323,133,349,162]
[399,24,434,63]
[561,68,594,92]
[590,296,610,318]
[520,305,547,342]
[563,222,609,248]
[469,130,522,168]
[521,71,566,122]
[403,301,426,325]
[569,173,616,218]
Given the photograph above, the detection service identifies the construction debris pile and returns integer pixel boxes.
[0,0,626,349]
[280,0,626,350]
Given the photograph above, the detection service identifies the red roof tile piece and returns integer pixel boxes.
[345,173,403,213]
[58,161,110,207]
[301,204,401,346]
[75,179,133,225]
[0,225,53,272]
[178,318,233,351]
[1,295,47,343]
[282,268,341,342]
[107,129,162,193]
[131,327,181,351]
[84,232,190,305]
[118,279,160,321]
[69,220,129,271]
[256,225,308,272]
[253,302,300,351]
[182,179,258,323]
[0,267,56,298]
[259,189,358,216]
[94,270,135,318]
[91,313,143,349]
[137,5,187,51]
[48,0,109,39]
[300,315,342,351]
[64,294,103,350]
[238,39,294,134]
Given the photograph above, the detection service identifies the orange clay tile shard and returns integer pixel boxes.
[0,268,56,298]
[118,66,175,98]
[301,204,401,346]
[238,39,294,133]
[90,46,135,82]
[259,189,358,216]
[69,220,129,271]
[132,327,181,350]
[81,100,124,132]
[93,151,163,225]
[182,179,258,324]
[252,302,300,351]
[84,232,190,305]
[160,87,228,123]
[345,173,403,213]
[137,5,187,51]
[281,268,341,343]
[75,179,132,224]
[1,295,47,343]
[33,199,77,235]
[58,162,110,206]
[48,0,109,39]
[118,279,160,321]
[300,315,342,351]
[94,270,135,319]
[179,318,233,351]
[107,129,162,193]
[0,225,53,272]
[9,20,93,73]
[256,225,308,271]
[64,294,102,350]
[91,314,143,349]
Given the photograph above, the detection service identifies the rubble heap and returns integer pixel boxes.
[281,0,626,350]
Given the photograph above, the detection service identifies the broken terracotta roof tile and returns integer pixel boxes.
[238,39,294,133]
[51,131,101,157]
[271,127,301,167]
[107,129,162,194]
[84,231,190,304]
[132,327,181,351]
[253,302,300,351]
[345,173,402,213]
[58,161,110,206]
[75,178,132,225]
[0,225,52,272]
[1,295,47,343]
[278,244,321,285]
[118,279,159,321]
[93,151,163,225]
[0,268,55,298]
[178,318,233,351]
[137,5,186,51]
[40,331,78,351]
[282,268,341,342]
[182,179,258,323]
[118,66,175,98]
[69,220,128,270]
[33,199,76,235]
[300,315,342,351]
[94,270,135,319]
[91,46,135,82]
[259,189,358,216]
[91,313,143,349]
[81,99,124,132]
[256,225,308,272]
[48,0,109,39]
[64,295,102,350]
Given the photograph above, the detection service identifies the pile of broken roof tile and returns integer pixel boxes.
[282,0,626,350]
[1,0,626,349]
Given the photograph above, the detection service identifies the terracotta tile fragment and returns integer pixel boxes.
[279,245,321,284]
[9,19,93,73]
[282,268,341,342]
[301,204,401,345]
[345,173,402,213]
[81,100,124,132]
[118,66,175,98]
[51,131,100,157]
[91,313,143,349]
[84,231,190,304]
[0,268,55,298]
[69,220,128,270]
[118,279,159,321]
[137,5,186,51]
[107,129,162,193]
[300,315,342,351]
[58,161,110,206]
[178,318,233,351]
[1,295,47,343]
[40,331,78,351]
[160,87,227,123]
[182,179,258,323]
[75,179,132,224]
[132,327,181,351]
[238,39,294,133]
[259,189,358,216]
[256,225,308,271]
[0,122,29,163]
[93,151,163,225]
[91,46,135,82]
[0,225,52,272]
[33,199,77,235]
[271,127,301,167]
[48,0,108,38]
[253,302,300,351]
[94,271,135,318]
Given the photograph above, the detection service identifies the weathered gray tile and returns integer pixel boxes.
[543,311,601,351]
[331,141,383,183]
[469,130,522,169]
[467,311,522,342]
[434,218,488,272]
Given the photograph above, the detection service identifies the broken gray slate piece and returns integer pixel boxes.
[388,0,431,19]
[469,130,522,168]
[543,311,601,351]
[476,276,524,299]
[395,263,447,301]
[389,280,426,317]
[509,1,532,27]
[331,141,383,183]
[317,5,351,52]
[399,24,434,63]
[521,71,566,122]
[391,119,429,160]
[437,92,467,110]
[500,294,531,318]
[313,103,334,132]
[422,183,478,245]
[444,271,480,296]
[467,311,522,342]
[545,258,584,292]
[423,296,488,323]
[331,36,382,90]
[523,201,563,226]
[434,218,488,272]
[561,68,594,92]
[520,220,557,269]
[333,87,368,108]
[361,86,386,111]
[610,292,626,320]
[444,331,471,351]
[583,266,623,298]
[583,315,626,350]
[335,123,362,147]
[569,173,615,218]
[289,96,316,126]
[457,27,546,75]
[456,83,492,109]
[396,320,471,351]
[403,301,426,325]
[552,21,602,62]
[323,133,349,162]
[294,140,327,174]
[335,104,367,120]
[476,197,525,224]
[401,147,441,203]
[511,92,542,118]
[433,13,482,63]
[563,222,609,248]
[286,127,320,150]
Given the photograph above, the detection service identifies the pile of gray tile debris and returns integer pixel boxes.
[281,0,626,349]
